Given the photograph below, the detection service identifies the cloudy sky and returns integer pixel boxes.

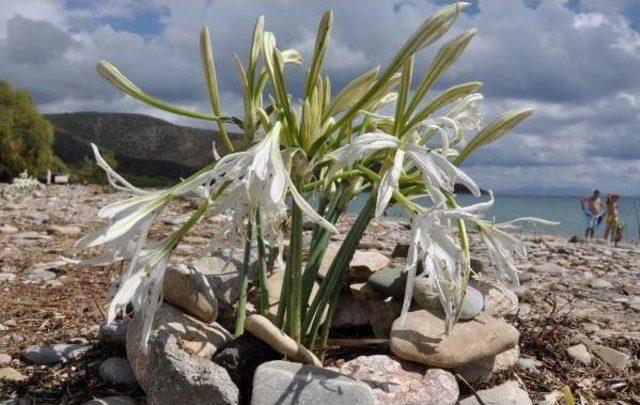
[1,0,639,195]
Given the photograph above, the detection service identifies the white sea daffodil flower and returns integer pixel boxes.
[328,131,480,218]
[442,192,558,285]
[402,211,465,330]
[210,121,338,238]
[76,144,216,256]
[109,239,171,347]
[443,92,484,143]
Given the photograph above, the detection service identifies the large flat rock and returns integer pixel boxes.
[390,310,519,368]
[251,360,375,405]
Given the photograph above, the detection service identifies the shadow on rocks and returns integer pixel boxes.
[212,334,282,404]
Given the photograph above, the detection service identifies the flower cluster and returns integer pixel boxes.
[78,2,552,349]
[9,170,43,197]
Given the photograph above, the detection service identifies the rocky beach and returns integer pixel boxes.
[0,184,638,404]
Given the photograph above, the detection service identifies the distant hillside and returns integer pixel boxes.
[47,112,241,180]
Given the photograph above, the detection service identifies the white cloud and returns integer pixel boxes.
[0,0,639,194]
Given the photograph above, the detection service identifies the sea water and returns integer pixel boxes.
[347,193,640,240]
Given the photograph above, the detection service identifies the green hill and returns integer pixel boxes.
[46,112,241,182]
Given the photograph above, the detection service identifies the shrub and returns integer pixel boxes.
[0,81,65,180]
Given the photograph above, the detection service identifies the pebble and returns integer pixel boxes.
[455,346,519,383]
[473,281,519,317]
[98,320,127,345]
[163,263,218,323]
[532,263,567,274]
[348,250,390,279]
[0,353,12,366]
[567,344,592,366]
[126,303,231,392]
[319,245,390,280]
[23,343,89,365]
[517,357,543,373]
[251,360,376,405]
[0,367,27,382]
[47,225,81,235]
[189,254,256,305]
[590,278,613,289]
[145,333,238,405]
[338,355,459,404]
[390,310,519,368]
[0,224,18,234]
[23,267,57,282]
[99,357,138,387]
[458,286,484,320]
[591,344,630,370]
[367,265,406,299]
[459,380,532,405]
[413,281,484,320]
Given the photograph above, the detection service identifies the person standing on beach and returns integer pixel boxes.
[604,193,620,242]
[581,190,603,238]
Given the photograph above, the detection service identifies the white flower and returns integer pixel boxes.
[210,121,337,237]
[401,211,465,330]
[446,93,484,135]
[445,192,558,285]
[328,132,480,217]
[9,170,43,196]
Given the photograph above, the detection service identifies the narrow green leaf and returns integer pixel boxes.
[97,60,228,123]
[234,222,253,336]
[313,2,469,151]
[249,16,265,80]
[306,10,333,96]
[454,108,534,165]
[324,66,379,119]
[393,55,414,136]
[404,28,477,121]
[200,26,234,152]
[405,81,483,130]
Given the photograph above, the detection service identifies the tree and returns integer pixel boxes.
[0,80,65,180]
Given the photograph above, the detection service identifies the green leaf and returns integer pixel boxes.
[97,60,227,123]
[393,55,414,136]
[324,66,379,119]
[404,28,477,121]
[454,108,534,165]
[200,26,234,152]
[406,81,483,130]
[306,10,333,96]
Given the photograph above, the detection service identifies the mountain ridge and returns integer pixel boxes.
[47,111,241,180]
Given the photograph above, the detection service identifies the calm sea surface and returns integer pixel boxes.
[347,193,640,240]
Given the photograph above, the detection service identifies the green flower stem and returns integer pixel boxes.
[255,210,269,316]
[301,170,360,192]
[317,279,342,357]
[355,164,425,214]
[444,191,471,325]
[304,193,376,347]
[234,221,253,336]
[300,185,346,318]
[287,203,304,342]
[275,266,290,329]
